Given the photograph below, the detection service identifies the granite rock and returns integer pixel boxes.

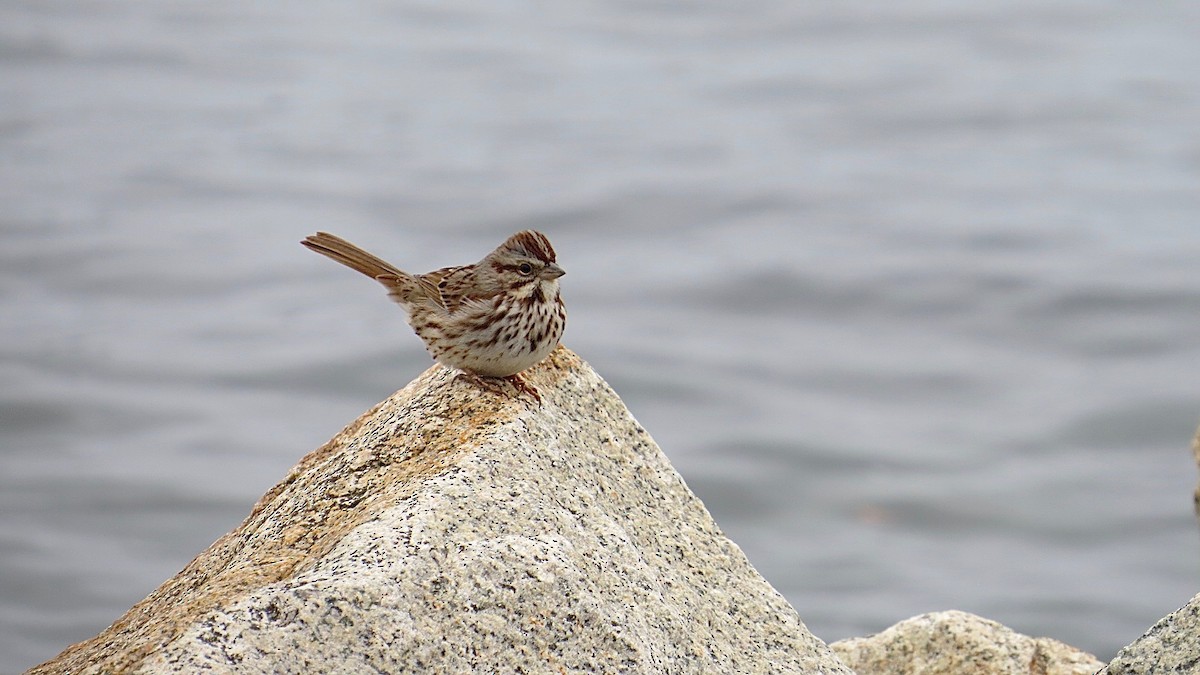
[1101,592,1200,675]
[830,610,1104,675]
[29,346,852,675]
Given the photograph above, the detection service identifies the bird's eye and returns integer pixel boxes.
[518,263,533,275]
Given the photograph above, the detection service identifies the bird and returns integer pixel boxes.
[301,230,566,400]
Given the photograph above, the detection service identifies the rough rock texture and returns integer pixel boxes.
[29,346,852,675]
[1101,592,1200,675]
[830,610,1104,675]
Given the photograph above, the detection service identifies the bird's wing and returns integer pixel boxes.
[416,264,480,313]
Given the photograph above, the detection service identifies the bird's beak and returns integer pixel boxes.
[541,263,566,279]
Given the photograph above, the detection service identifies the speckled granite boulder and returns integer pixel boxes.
[830,610,1103,675]
[29,346,852,675]
[1100,592,1200,675]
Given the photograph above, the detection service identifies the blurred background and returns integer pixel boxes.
[3,1,1199,671]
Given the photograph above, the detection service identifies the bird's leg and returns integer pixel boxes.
[457,371,541,403]
[457,372,508,397]
[501,372,541,403]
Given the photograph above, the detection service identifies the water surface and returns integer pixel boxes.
[3,1,1199,670]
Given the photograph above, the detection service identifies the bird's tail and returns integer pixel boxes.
[301,232,411,282]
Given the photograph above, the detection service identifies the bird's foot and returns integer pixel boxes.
[458,371,541,403]
[500,372,541,403]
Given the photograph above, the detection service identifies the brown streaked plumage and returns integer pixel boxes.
[301,231,566,399]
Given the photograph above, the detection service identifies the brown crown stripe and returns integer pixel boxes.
[506,231,557,263]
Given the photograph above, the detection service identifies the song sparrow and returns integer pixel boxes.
[301,230,566,400]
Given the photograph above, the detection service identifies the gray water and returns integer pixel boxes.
[3,1,1199,671]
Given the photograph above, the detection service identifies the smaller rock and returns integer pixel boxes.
[1192,426,1200,525]
[1101,592,1200,675]
[830,610,1103,675]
